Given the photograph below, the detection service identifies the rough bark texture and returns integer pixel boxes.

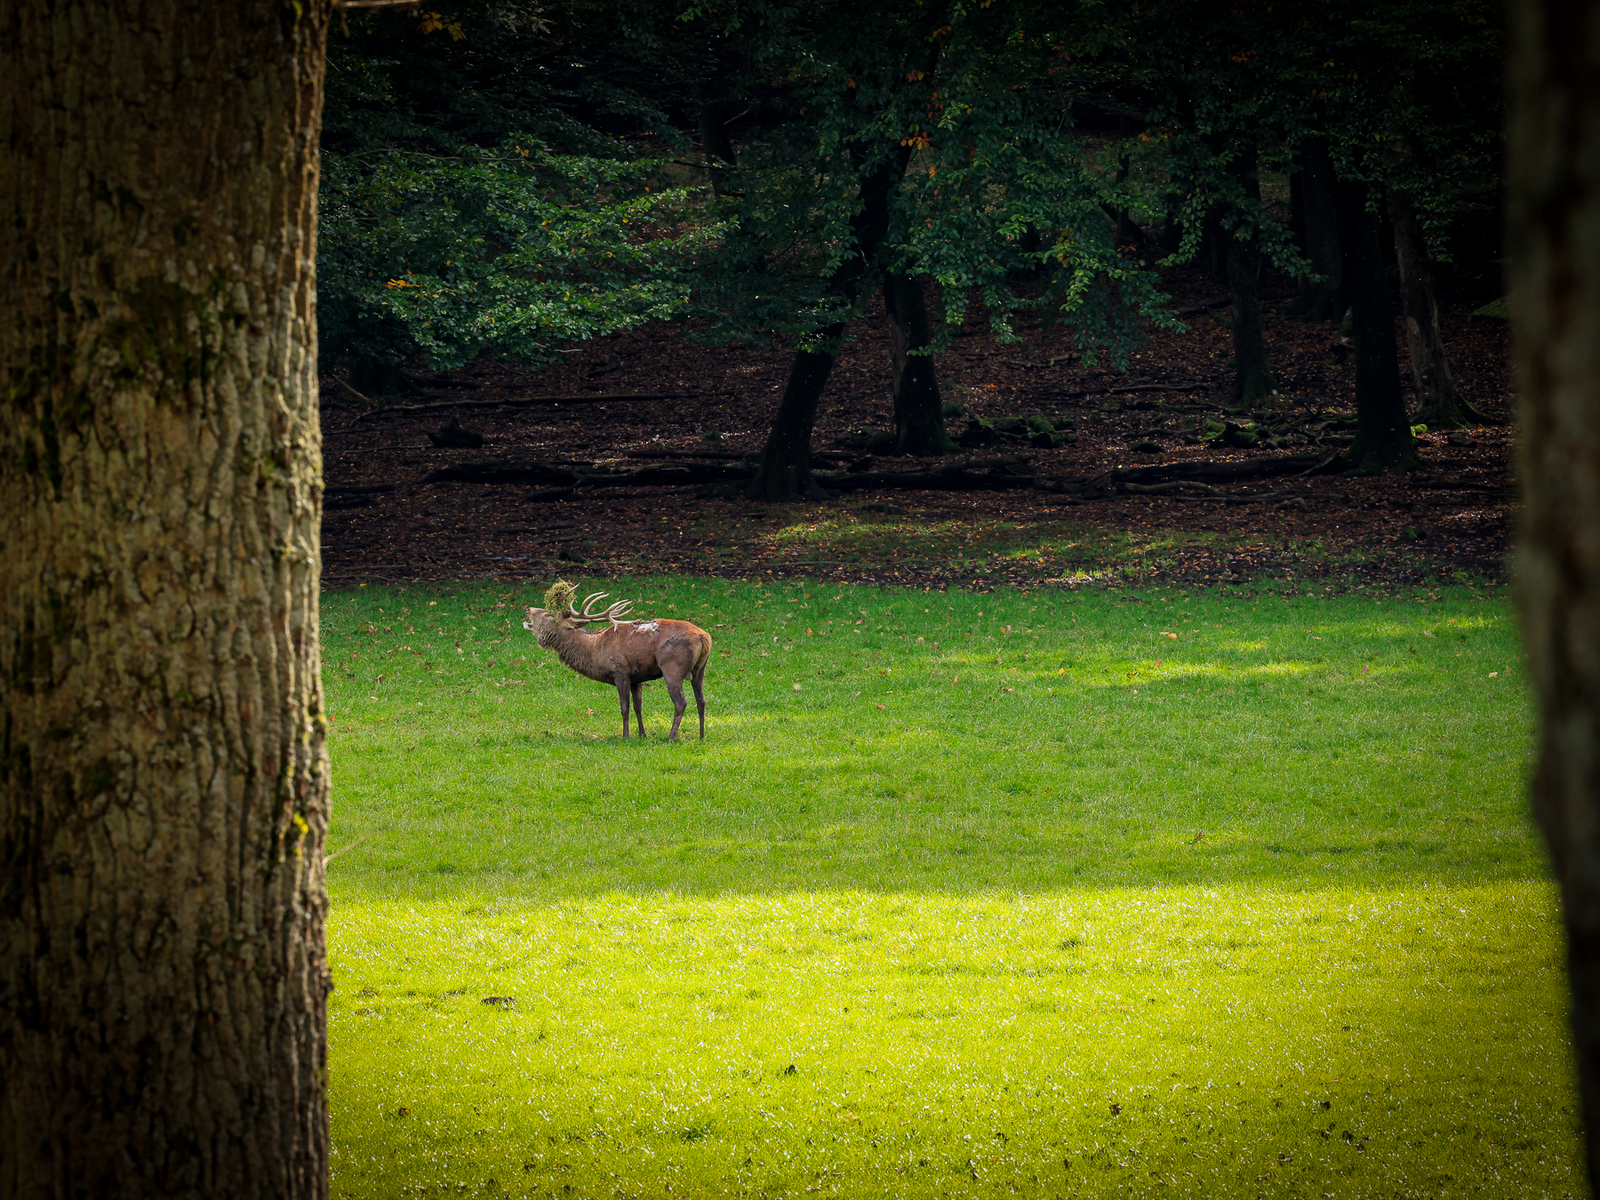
[1388,185,1487,428]
[1508,1,1600,1187]
[884,274,957,456]
[748,151,905,500]
[1289,138,1345,323]
[0,3,332,1197]
[1335,179,1421,473]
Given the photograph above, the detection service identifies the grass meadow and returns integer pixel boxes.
[321,576,1578,1198]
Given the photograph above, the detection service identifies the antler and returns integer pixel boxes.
[566,590,634,625]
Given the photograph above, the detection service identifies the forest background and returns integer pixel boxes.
[317,0,1510,591]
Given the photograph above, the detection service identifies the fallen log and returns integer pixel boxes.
[421,450,1348,500]
[817,468,1038,492]
[1108,452,1340,486]
[359,391,701,421]
[623,448,754,461]
[424,459,755,488]
[1033,382,1214,401]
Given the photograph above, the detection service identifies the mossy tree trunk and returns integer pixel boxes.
[884,273,957,457]
[1387,184,1486,428]
[1288,138,1344,323]
[1334,179,1421,472]
[748,150,906,501]
[1509,3,1600,1190]
[1,2,332,1197]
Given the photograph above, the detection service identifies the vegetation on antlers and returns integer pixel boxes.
[542,578,579,616]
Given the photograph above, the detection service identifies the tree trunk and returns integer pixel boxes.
[1226,141,1276,405]
[884,273,957,456]
[1227,236,1276,404]
[1508,4,1600,1190]
[748,150,906,500]
[1334,179,1421,473]
[1289,138,1345,322]
[1387,185,1487,428]
[1198,208,1228,281]
[1,3,332,1198]
[747,344,840,501]
[698,95,738,198]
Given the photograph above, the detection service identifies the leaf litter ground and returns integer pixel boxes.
[320,264,1512,596]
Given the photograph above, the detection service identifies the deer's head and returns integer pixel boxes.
[523,580,633,646]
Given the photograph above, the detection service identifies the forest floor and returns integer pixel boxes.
[319,263,1513,594]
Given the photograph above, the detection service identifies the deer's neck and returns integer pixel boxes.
[542,625,609,678]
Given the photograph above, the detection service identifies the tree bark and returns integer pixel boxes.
[884,274,957,456]
[1508,3,1600,1190]
[1289,138,1345,323]
[747,347,840,500]
[1225,141,1276,405]
[1387,185,1487,428]
[1227,237,1276,404]
[1334,179,1421,472]
[748,150,906,500]
[1,3,332,1197]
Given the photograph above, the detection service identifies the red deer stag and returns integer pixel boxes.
[523,580,712,741]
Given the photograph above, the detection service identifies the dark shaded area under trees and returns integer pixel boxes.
[320,0,1505,504]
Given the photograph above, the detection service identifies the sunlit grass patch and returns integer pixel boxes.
[328,883,1577,1198]
[321,577,1567,1196]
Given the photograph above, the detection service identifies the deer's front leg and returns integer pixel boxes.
[614,676,632,737]
[631,681,646,738]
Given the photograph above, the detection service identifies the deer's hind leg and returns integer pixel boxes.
[690,657,707,740]
[630,681,646,738]
[661,666,689,742]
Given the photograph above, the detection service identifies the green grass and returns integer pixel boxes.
[322,577,1578,1198]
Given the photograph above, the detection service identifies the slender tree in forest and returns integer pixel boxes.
[1387,183,1488,428]
[1,2,332,1196]
[1223,140,1278,404]
[1287,138,1345,323]
[1334,179,1422,471]
[1509,1,1600,1190]
[882,273,957,457]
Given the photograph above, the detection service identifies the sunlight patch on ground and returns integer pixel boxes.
[328,881,1578,1199]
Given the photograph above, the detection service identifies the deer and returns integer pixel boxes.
[522,580,712,741]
